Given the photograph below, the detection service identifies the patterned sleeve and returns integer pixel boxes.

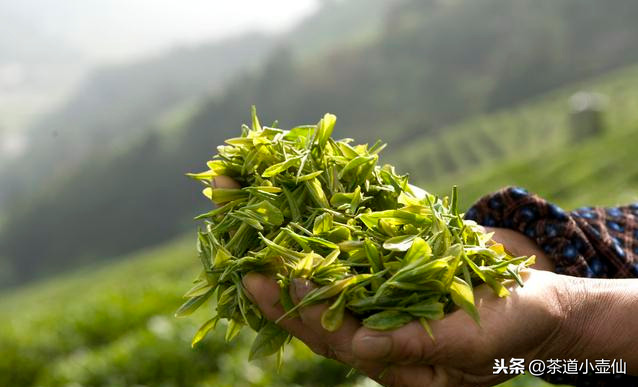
[464,186,638,386]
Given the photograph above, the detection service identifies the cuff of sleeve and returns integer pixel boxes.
[464,186,634,278]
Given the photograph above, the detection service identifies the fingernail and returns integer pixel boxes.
[353,335,392,360]
[242,273,258,303]
[292,278,312,302]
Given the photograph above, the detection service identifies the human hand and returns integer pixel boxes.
[483,227,554,272]
[212,177,637,383]
[243,269,573,387]
[211,175,241,190]
[212,177,567,385]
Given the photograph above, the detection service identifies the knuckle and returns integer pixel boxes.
[324,347,339,360]
[375,368,396,386]
[393,335,428,364]
[378,369,411,387]
[313,344,337,360]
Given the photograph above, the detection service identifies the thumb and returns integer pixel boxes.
[212,176,241,189]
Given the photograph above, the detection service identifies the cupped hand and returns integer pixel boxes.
[212,177,567,386]
[243,269,571,387]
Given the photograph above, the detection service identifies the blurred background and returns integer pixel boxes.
[1,0,637,385]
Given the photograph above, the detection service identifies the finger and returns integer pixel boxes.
[212,176,241,189]
[376,363,452,387]
[290,278,387,376]
[245,275,387,380]
[379,363,499,387]
[485,227,554,271]
[352,308,485,367]
[290,279,364,361]
[242,273,329,354]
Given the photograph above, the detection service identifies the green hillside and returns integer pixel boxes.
[446,125,638,211]
[5,0,638,287]
[390,64,638,209]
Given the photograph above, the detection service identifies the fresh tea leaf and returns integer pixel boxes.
[363,310,413,331]
[183,108,533,365]
[249,322,289,360]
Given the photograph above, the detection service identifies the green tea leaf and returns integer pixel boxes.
[204,188,248,203]
[282,186,302,221]
[320,291,347,332]
[403,302,444,320]
[192,316,219,347]
[313,212,334,234]
[262,157,301,178]
[175,289,214,317]
[358,210,428,229]
[295,170,325,182]
[363,239,382,272]
[285,125,315,140]
[183,281,213,298]
[449,277,480,324]
[251,105,262,131]
[383,234,418,252]
[403,237,432,263]
[225,318,244,342]
[323,226,351,243]
[243,200,284,226]
[184,108,533,364]
[363,310,413,331]
[339,155,377,179]
[300,274,370,305]
[316,113,336,150]
[249,322,289,360]
[305,177,330,208]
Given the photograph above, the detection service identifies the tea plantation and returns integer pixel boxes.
[3,64,635,387]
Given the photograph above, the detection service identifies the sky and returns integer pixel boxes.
[1,0,319,63]
[0,0,320,154]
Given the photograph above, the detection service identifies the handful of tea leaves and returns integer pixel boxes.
[179,107,534,361]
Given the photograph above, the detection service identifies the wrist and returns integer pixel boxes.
[552,275,638,373]
[548,275,598,359]
[522,271,580,361]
